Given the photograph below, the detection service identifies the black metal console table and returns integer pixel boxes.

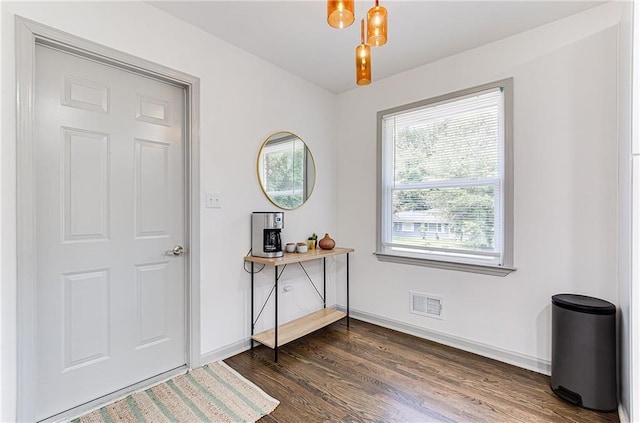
[244,247,354,362]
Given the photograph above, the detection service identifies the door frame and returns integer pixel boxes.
[15,16,201,422]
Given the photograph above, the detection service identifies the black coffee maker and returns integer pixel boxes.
[251,212,284,258]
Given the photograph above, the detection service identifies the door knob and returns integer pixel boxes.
[168,245,184,256]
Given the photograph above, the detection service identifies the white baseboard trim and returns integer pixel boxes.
[200,338,251,366]
[199,305,551,376]
[618,403,630,423]
[342,307,551,376]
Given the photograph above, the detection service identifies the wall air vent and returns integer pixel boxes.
[410,291,443,320]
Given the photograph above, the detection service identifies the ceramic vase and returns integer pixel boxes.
[318,233,336,250]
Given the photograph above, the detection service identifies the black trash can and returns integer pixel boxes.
[551,294,617,411]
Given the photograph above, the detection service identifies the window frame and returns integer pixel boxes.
[375,78,516,276]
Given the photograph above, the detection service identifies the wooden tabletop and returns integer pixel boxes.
[244,247,354,265]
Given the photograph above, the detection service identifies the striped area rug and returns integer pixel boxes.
[72,361,279,423]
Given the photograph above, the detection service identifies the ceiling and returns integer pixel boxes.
[149,1,605,94]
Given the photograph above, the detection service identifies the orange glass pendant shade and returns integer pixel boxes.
[356,19,371,85]
[367,0,387,46]
[327,0,355,29]
[356,44,371,85]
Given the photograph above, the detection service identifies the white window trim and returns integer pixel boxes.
[375,78,516,276]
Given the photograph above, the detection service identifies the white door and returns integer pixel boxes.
[34,44,186,420]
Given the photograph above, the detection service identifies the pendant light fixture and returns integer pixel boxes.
[327,0,386,86]
[356,19,371,86]
[367,0,387,47]
[327,0,355,29]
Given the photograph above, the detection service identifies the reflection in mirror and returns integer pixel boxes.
[257,131,316,210]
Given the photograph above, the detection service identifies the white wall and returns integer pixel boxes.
[618,1,633,421]
[630,1,640,420]
[336,3,622,373]
[0,2,338,421]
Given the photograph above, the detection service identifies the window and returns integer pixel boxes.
[376,79,515,276]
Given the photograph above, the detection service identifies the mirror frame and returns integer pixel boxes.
[256,131,316,210]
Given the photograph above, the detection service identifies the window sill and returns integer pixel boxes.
[374,252,517,277]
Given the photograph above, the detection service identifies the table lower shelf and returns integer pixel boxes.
[251,307,346,349]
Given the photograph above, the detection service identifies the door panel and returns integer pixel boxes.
[35,44,186,420]
[62,74,110,113]
[62,127,110,242]
[62,269,110,371]
[135,261,170,348]
[135,139,170,238]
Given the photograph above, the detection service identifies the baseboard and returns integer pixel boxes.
[341,307,551,375]
[200,338,251,366]
[200,306,551,376]
[618,403,630,423]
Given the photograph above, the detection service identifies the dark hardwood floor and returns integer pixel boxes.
[225,318,619,423]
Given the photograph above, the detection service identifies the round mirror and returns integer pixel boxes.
[257,131,316,210]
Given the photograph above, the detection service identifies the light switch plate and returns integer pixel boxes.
[205,192,222,208]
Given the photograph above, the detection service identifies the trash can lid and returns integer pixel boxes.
[552,294,616,315]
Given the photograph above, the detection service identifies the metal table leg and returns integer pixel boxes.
[274,265,278,363]
[251,262,254,349]
[347,253,350,328]
[323,258,326,308]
